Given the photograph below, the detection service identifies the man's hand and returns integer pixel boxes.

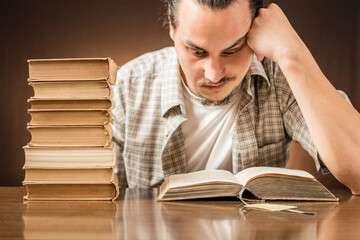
[247,3,306,65]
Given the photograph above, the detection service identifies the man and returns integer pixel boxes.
[112,0,360,194]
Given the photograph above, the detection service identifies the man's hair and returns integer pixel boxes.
[162,0,264,28]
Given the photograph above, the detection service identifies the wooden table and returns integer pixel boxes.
[0,187,359,240]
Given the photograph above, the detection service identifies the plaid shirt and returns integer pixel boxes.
[112,47,339,188]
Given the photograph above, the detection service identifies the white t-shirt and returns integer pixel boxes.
[181,80,241,173]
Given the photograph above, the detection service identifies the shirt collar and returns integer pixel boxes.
[245,54,270,89]
[160,47,185,117]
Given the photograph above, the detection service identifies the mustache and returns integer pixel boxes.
[202,76,236,86]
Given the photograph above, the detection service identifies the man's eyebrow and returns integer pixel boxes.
[223,35,247,51]
[184,34,247,52]
[185,40,206,51]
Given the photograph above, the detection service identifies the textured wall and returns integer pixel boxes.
[0,0,358,186]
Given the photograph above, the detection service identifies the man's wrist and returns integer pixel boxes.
[277,44,312,76]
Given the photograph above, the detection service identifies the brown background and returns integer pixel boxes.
[0,0,359,186]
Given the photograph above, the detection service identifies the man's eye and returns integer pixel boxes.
[222,48,242,56]
[190,48,206,57]
[222,50,236,56]
[222,45,244,56]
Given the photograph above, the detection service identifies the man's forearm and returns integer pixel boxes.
[278,47,360,195]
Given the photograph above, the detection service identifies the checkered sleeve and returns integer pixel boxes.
[271,62,329,173]
[272,62,354,174]
[111,66,129,187]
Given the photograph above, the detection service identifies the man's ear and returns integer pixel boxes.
[169,24,175,41]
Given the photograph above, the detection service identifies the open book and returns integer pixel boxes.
[157,167,338,201]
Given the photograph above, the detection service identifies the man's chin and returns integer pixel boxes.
[202,95,225,102]
[199,83,243,106]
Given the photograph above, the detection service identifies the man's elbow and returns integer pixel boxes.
[342,179,360,196]
[331,170,360,195]
[350,186,360,196]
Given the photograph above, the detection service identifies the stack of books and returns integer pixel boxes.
[23,58,120,201]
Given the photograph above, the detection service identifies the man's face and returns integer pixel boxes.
[170,0,254,102]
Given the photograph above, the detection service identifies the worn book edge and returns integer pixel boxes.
[157,168,339,202]
[23,175,119,201]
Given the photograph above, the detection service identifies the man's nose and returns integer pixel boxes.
[203,57,225,83]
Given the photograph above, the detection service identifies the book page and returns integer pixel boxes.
[168,170,241,189]
[234,167,315,186]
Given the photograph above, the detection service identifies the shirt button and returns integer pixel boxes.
[165,130,170,137]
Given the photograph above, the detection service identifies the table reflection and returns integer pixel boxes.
[318,194,360,240]
[23,200,118,240]
[115,188,337,240]
[22,188,347,240]
[238,201,337,240]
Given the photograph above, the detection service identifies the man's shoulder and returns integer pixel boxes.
[118,47,177,78]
